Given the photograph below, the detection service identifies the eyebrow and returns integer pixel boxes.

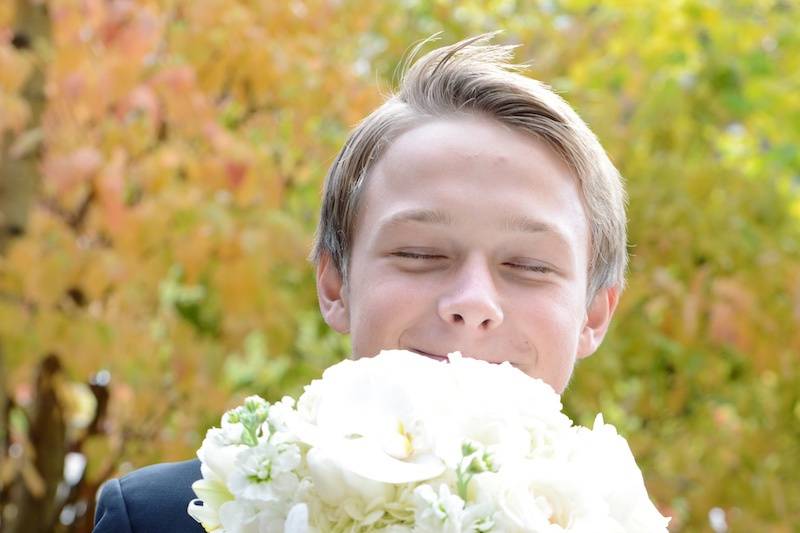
[382,208,453,228]
[381,208,567,240]
[502,214,558,235]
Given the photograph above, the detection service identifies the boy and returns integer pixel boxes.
[93,34,625,533]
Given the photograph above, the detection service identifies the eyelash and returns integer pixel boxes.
[391,252,552,273]
[508,264,552,274]
[392,251,445,260]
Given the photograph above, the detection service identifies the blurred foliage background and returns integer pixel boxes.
[0,0,798,531]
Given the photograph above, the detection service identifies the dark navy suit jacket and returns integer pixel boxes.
[93,459,204,533]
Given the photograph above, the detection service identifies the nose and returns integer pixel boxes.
[437,255,504,331]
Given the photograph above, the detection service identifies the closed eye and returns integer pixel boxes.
[393,254,552,274]
[391,251,446,260]
[504,263,553,274]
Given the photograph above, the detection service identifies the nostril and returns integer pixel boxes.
[480,318,491,328]
[453,314,464,324]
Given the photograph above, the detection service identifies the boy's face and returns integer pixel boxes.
[317,116,618,393]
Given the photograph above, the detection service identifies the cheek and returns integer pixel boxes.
[516,287,582,334]
[348,271,433,354]
[513,291,583,366]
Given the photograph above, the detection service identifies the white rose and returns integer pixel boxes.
[408,352,572,468]
[566,415,670,532]
[445,353,572,439]
[472,460,620,533]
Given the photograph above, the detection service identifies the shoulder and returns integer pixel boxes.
[94,459,203,533]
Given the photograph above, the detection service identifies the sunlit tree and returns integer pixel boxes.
[1,1,798,531]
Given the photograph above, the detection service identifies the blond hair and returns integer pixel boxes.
[310,34,627,303]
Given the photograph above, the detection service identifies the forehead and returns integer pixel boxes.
[381,116,562,173]
[353,116,589,255]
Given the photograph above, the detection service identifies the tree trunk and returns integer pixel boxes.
[0,0,49,253]
[4,354,66,533]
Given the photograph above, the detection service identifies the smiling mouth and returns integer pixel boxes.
[408,348,521,369]
[408,349,449,362]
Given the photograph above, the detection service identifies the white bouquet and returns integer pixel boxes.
[188,350,670,532]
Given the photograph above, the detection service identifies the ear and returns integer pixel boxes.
[316,251,350,334]
[576,285,620,359]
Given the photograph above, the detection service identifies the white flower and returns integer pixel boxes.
[446,352,567,424]
[219,412,245,444]
[306,351,447,443]
[300,447,425,531]
[284,503,320,533]
[197,428,248,484]
[565,415,670,532]
[413,484,495,533]
[228,440,301,502]
[217,499,288,533]
[471,459,623,533]
[413,484,466,533]
[190,428,244,532]
[264,396,300,443]
[295,351,448,483]
[305,445,394,507]
[444,353,572,459]
[188,477,234,532]
[189,351,669,533]
[218,500,259,533]
[295,379,323,422]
